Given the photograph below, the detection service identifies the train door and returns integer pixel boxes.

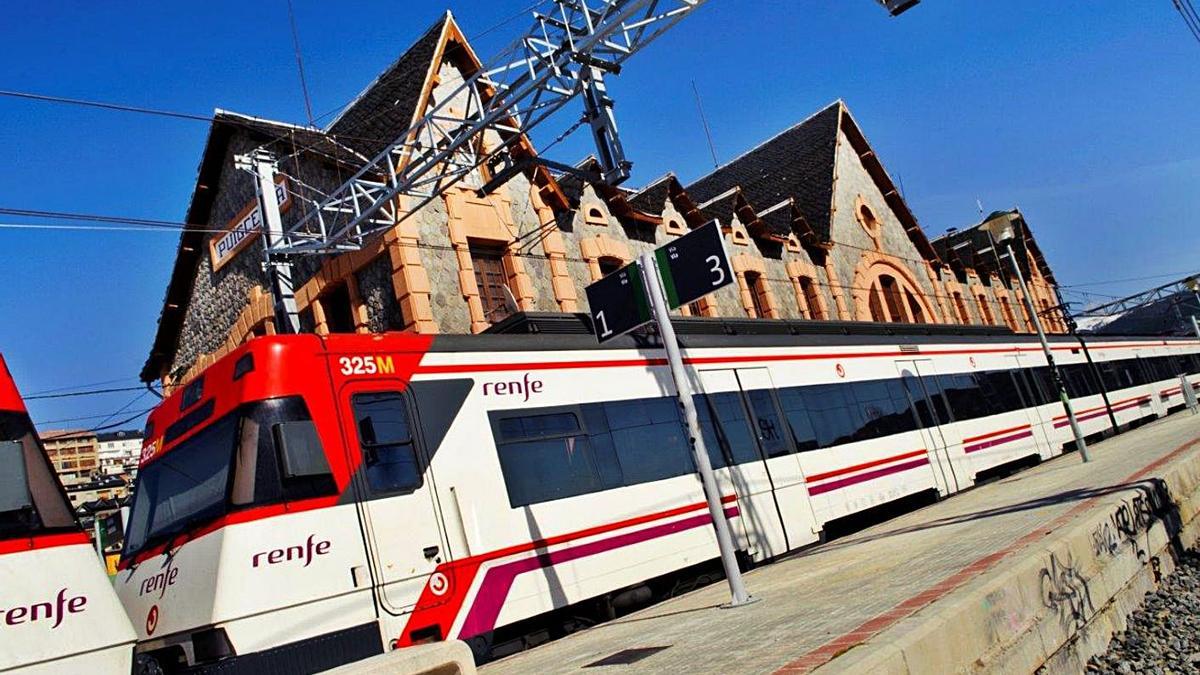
[731,368,820,551]
[337,378,450,617]
[1005,355,1054,459]
[1137,357,1167,418]
[695,370,791,561]
[895,360,965,495]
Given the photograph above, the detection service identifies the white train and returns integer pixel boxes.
[114,320,1200,673]
[0,354,137,674]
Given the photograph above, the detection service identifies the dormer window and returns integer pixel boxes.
[584,205,607,227]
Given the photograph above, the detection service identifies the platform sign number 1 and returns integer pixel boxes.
[584,259,652,344]
[654,220,734,309]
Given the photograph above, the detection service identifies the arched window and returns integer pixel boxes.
[905,290,925,324]
[977,295,996,324]
[868,283,887,323]
[854,258,939,325]
[953,292,970,324]
[584,205,607,227]
[598,256,624,278]
[999,297,1018,330]
[799,276,825,320]
[745,272,770,319]
[879,275,908,323]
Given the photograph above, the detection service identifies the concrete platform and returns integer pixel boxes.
[482,412,1200,674]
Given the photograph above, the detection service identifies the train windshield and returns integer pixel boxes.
[0,411,77,540]
[123,397,334,559]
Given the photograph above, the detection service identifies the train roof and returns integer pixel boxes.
[442,312,1200,353]
[0,354,26,414]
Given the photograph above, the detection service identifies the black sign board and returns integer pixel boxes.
[654,220,734,309]
[584,259,651,343]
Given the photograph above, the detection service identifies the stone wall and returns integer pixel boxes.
[161,113,1066,384]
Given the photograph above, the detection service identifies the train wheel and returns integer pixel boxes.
[467,632,494,664]
[134,654,165,675]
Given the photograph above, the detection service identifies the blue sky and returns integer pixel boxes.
[1,1,1197,430]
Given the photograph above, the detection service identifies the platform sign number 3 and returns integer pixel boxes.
[584,221,733,344]
[654,220,734,310]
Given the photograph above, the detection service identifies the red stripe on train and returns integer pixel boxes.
[0,531,90,555]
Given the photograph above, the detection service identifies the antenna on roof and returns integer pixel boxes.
[286,0,316,127]
[692,80,720,170]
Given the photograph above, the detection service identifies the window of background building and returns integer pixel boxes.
[470,243,512,323]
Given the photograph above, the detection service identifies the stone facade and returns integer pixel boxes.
[144,12,1069,389]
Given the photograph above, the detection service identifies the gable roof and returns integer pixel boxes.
[685,102,841,241]
[836,104,939,261]
[142,111,367,382]
[327,13,451,157]
[145,13,574,382]
[930,209,1057,285]
[683,100,939,261]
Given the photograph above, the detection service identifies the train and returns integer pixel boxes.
[113,317,1200,674]
[0,354,137,674]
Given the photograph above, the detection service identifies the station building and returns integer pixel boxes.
[141,11,1068,388]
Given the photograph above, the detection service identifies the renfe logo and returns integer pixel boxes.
[253,534,331,568]
[1,588,87,629]
[139,557,180,599]
[482,373,544,402]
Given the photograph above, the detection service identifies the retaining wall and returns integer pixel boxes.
[823,442,1200,674]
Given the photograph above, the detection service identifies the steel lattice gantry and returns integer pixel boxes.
[1075,275,1200,318]
[247,0,707,261]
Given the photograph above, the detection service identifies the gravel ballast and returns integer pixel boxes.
[1087,550,1200,674]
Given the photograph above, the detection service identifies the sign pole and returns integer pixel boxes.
[639,250,753,607]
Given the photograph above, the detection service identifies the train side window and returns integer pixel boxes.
[776,387,818,452]
[937,373,986,421]
[583,398,691,485]
[851,380,917,440]
[352,392,422,495]
[802,384,861,448]
[978,371,1022,415]
[492,409,604,506]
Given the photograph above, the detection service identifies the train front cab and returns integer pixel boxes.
[117,334,460,675]
[0,354,136,674]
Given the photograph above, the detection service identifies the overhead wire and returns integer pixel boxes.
[90,390,153,431]
[24,377,141,397]
[1172,0,1200,43]
[34,408,155,428]
[285,0,316,127]
[25,386,147,401]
